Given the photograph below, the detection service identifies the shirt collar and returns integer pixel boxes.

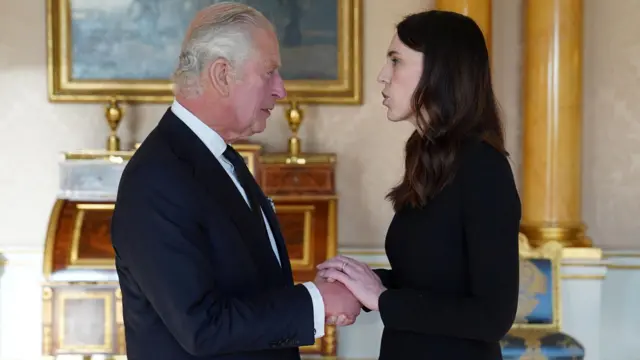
[170,99,227,158]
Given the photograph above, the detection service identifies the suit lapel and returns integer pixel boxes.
[228,152,294,284]
[254,188,294,284]
[158,111,284,283]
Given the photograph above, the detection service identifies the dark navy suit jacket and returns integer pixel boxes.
[110,109,315,360]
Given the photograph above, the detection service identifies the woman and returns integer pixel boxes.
[317,10,521,360]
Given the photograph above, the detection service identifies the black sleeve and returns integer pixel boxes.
[377,144,521,342]
[111,165,315,356]
[362,269,395,313]
[374,269,395,289]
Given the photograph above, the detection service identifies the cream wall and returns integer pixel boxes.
[0,0,638,251]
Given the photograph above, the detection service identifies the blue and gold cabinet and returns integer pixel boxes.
[500,235,585,360]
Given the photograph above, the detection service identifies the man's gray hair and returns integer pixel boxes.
[172,2,269,97]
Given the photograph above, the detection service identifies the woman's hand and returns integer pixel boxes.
[317,255,387,311]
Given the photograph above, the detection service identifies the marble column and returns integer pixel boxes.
[520,0,591,248]
[435,0,492,54]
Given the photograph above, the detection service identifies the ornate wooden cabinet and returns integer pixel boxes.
[42,143,338,359]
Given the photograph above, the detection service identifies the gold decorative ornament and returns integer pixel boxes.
[520,223,592,248]
[105,97,124,151]
[286,100,304,158]
[260,100,336,166]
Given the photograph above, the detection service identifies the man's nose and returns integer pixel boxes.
[273,84,286,99]
[273,72,286,99]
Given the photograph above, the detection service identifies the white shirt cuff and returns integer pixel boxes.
[302,281,325,338]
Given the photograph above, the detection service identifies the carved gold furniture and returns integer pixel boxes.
[42,142,338,358]
[499,234,585,359]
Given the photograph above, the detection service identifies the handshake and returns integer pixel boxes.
[313,255,387,327]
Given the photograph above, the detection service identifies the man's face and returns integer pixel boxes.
[228,27,286,137]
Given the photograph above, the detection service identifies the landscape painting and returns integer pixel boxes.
[48,0,362,104]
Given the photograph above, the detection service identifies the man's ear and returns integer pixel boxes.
[208,58,233,96]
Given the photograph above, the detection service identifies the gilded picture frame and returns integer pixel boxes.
[46,0,362,104]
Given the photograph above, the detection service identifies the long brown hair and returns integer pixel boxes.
[387,10,507,211]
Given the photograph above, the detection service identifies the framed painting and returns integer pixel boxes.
[47,0,362,104]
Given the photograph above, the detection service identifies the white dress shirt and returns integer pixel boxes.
[171,100,325,338]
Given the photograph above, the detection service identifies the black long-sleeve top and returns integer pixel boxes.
[375,139,521,360]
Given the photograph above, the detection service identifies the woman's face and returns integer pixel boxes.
[377,33,424,123]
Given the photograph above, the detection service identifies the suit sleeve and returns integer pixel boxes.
[377,146,521,342]
[111,165,316,357]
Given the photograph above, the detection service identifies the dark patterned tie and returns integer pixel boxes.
[222,145,268,230]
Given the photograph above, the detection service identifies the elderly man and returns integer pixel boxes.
[110,3,361,360]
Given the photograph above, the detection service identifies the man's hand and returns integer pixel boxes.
[316,255,387,311]
[314,277,361,327]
